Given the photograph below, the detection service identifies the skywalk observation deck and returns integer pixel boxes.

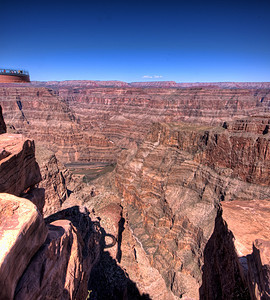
[0,69,30,83]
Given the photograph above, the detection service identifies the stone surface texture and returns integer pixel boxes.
[0,133,41,196]
[0,193,47,300]
[1,83,270,299]
[222,200,270,300]
[0,86,117,163]
[15,207,101,300]
[113,121,270,299]
[1,85,270,164]
[35,144,73,217]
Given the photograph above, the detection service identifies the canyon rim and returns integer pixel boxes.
[0,80,270,299]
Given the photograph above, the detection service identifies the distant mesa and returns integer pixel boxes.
[0,68,30,83]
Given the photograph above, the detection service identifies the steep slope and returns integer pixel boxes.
[0,107,101,300]
[0,86,117,163]
[113,120,270,298]
[60,86,270,154]
[1,85,270,164]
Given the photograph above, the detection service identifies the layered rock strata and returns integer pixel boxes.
[35,144,73,217]
[113,121,270,298]
[59,87,270,158]
[0,87,117,163]
[0,133,41,197]
[1,85,270,164]
[0,107,101,300]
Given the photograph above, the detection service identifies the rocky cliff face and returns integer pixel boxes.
[201,200,270,300]
[0,193,47,300]
[55,86,270,163]
[0,133,41,198]
[0,107,101,300]
[0,87,117,163]
[113,120,270,298]
[1,85,270,164]
[1,84,270,300]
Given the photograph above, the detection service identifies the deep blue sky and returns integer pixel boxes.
[1,0,270,82]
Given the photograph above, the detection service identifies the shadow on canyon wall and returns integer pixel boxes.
[45,206,151,300]
[199,208,250,300]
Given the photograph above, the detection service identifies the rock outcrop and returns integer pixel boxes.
[0,107,101,300]
[0,133,41,197]
[15,206,100,300]
[35,144,72,217]
[0,193,47,300]
[113,121,270,298]
[248,239,270,299]
[200,200,270,300]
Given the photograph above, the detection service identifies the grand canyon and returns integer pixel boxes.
[0,80,270,299]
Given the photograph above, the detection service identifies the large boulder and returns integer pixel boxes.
[15,206,101,300]
[0,193,48,300]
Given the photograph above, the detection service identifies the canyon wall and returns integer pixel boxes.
[112,119,270,298]
[1,79,270,299]
[32,80,270,89]
[1,84,270,164]
[0,105,101,300]
[0,86,117,163]
[59,86,270,155]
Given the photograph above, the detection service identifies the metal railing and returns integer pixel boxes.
[0,68,29,76]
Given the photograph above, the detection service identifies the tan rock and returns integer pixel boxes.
[222,200,270,257]
[35,144,71,217]
[0,133,41,196]
[222,200,270,300]
[15,208,100,300]
[114,122,270,299]
[0,193,47,300]
[0,86,117,163]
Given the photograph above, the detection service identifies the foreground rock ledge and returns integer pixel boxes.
[223,200,270,299]
[0,193,47,300]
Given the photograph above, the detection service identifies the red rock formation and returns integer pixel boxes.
[248,239,270,299]
[15,207,101,300]
[35,144,72,217]
[1,84,270,164]
[0,193,47,300]
[113,121,270,298]
[0,86,118,163]
[0,110,101,300]
[200,200,270,299]
[0,133,41,196]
